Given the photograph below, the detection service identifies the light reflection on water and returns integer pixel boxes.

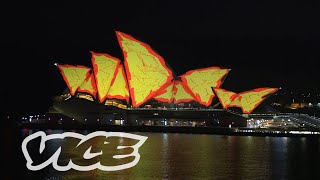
[9,129,320,179]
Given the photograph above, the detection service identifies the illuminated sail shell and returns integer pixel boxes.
[214,87,278,114]
[229,88,278,114]
[173,81,196,103]
[106,65,130,103]
[153,82,174,103]
[78,73,97,97]
[153,80,196,103]
[91,52,120,103]
[57,64,91,96]
[116,31,173,107]
[213,88,237,109]
[181,67,229,106]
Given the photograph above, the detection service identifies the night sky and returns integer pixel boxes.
[2,1,320,114]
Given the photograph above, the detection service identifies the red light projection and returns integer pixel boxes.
[116,31,173,107]
[91,52,120,103]
[153,82,174,103]
[213,87,278,114]
[153,80,196,103]
[106,65,130,103]
[181,67,229,106]
[78,73,97,97]
[57,64,91,96]
[212,88,237,109]
[56,31,279,112]
[173,81,196,103]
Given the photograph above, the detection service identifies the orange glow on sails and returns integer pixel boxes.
[153,80,195,103]
[181,67,229,106]
[116,31,173,107]
[214,87,278,114]
[91,52,120,103]
[173,81,196,103]
[153,82,174,103]
[56,31,278,113]
[212,88,237,109]
[57,64,91,96]
[78,73,97,97]
[106,65,130,103]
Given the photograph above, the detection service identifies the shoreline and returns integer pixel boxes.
[17,123,320,137]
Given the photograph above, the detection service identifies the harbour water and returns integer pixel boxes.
[3,128,320,179]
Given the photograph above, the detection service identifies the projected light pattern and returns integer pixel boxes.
[154,81,195,103]
[106,65,130,103]
[212,88,237,109]
[153,82,174,103]
[57,64,91,96]
[116,31,173,107]
[57,31,278,114]
[173,81,196,103]
[78,73,97,97]
[91,52,120,103]
[213,88,278,114]
[181,67,229,106]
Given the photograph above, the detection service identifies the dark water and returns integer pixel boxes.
[3,128,320,180]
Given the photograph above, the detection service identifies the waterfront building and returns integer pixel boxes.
[52,31,278,127]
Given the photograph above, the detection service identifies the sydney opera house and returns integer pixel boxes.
[52,31,278,127]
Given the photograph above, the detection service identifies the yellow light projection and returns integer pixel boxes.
[106,65,130,103]
[78,73,97,97]
[91,52,120,103]
[56,31,280,113]
[180,67,230,106]
[214,88,278,114]
[173,81,196,103]
[57,64,91,96]
[153,80,196,103]
[153,82,174,103]
[116,31,173,107]
[212,88,237,109]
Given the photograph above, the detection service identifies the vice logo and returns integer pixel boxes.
[22,131,148,171]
